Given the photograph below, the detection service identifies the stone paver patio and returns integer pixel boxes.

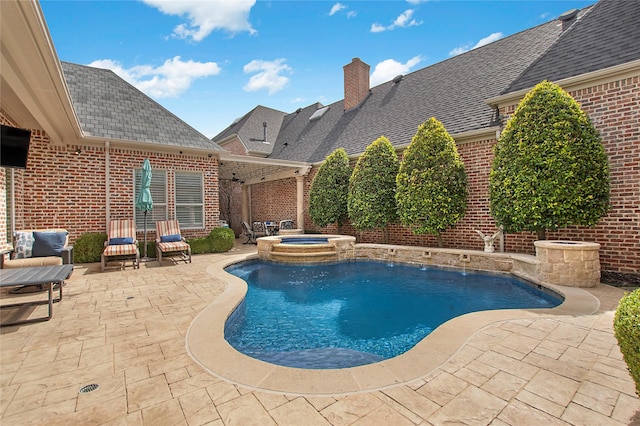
[1,241,638,425]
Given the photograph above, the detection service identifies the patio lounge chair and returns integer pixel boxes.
[156,220,192,264]
[102,219,140,272]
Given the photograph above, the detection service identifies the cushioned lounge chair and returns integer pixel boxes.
[102,219,140,272]
[156,220,191,264]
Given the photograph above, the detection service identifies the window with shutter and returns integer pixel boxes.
[175,171,204,229]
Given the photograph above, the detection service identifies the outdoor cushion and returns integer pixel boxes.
[32,231,68,257]
[109,237,134,245]
[14,231,35,259]
[160,234,181,243]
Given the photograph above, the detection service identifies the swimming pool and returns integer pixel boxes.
[224,259,562,369]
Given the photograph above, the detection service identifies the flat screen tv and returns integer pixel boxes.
[1,124,31,169]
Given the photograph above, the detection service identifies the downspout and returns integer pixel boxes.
[105,141,110,230]
[10,169,15,235]
[495,129,505,253]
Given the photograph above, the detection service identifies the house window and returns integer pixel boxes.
[134,169,167,230]
[175,171,204,229]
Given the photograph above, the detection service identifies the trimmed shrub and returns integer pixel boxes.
[208,227,235,252]
[348,136,399,242]
[309,148,351,228]
[613,289,640,397]
[73,232,107,263]
[188,237,213,255]
[396,117,467,247]
[489,80,610,240]
[138,240,156,258]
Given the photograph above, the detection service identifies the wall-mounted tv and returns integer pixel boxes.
[1,124,31,169]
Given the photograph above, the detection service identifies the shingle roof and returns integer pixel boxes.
[268,17,564,163]
[212,105,286,155]
[61,62,222,151]
[505,0,640,94]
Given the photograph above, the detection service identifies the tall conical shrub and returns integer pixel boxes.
[396,117,467,247]
[489,80,610,240]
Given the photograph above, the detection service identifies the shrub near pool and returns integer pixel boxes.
[613,288,640,397]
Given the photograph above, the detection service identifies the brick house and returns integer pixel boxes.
[1,0,638,280]
[1,1,227,250]
[213,0,639,280]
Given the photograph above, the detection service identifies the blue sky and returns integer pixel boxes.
[41,0,593,138]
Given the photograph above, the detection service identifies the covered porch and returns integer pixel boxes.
[218,152,311,234]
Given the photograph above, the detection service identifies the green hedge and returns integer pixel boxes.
[72,227,235,264]
[208,227,235,252]
[73,232,107,263]
[613,288,640,397]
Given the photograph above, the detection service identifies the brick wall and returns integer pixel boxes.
[250,177,298,224]
[1,110,221,246]
[220,137,247,155]
[248,75,639,275]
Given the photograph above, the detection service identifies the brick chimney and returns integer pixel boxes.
[343,58,370,110]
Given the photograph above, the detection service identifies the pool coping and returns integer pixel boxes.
[186,251,601,397]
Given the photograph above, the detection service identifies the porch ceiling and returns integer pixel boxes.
[218,153,311,185]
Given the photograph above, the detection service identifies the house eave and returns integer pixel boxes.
[486,59,640,107]
[0,0,82,145]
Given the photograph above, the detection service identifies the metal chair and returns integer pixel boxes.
[279,219,295,230]
[242,222,257,244]
[252,222,268,239]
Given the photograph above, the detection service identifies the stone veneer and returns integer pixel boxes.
[535,240,601,288]
[259,236,601,288]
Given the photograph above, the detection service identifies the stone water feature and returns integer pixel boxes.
[257,235,601,288]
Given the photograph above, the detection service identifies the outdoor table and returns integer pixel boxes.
[0,264,73,326]
[265,222,279,235]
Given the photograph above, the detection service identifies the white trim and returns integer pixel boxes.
[486,60,640,106]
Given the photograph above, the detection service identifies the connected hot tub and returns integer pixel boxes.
[256,234,355,263]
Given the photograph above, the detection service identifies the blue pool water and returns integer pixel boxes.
[224,260,562,369]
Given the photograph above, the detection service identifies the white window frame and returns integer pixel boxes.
[175,171,204,229]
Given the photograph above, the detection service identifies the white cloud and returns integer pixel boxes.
[88,56,221,98]
[407,0,429,4]
[370,23,386,33]
[371,9,422,33]
[329,3,356,18]
[449,32,504,56]
[243,58,292,94]
[370,55,424,86]
[329,3,346,16]
[142,0,256,42]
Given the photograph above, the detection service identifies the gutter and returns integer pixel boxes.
[486,59,640,107]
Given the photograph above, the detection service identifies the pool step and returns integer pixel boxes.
[270,243,338,262]
[271,243,336,254]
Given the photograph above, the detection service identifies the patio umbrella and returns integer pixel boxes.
[135,158,153,259]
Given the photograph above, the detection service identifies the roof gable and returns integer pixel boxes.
[212,105,286,155]
[62,62,222,151]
